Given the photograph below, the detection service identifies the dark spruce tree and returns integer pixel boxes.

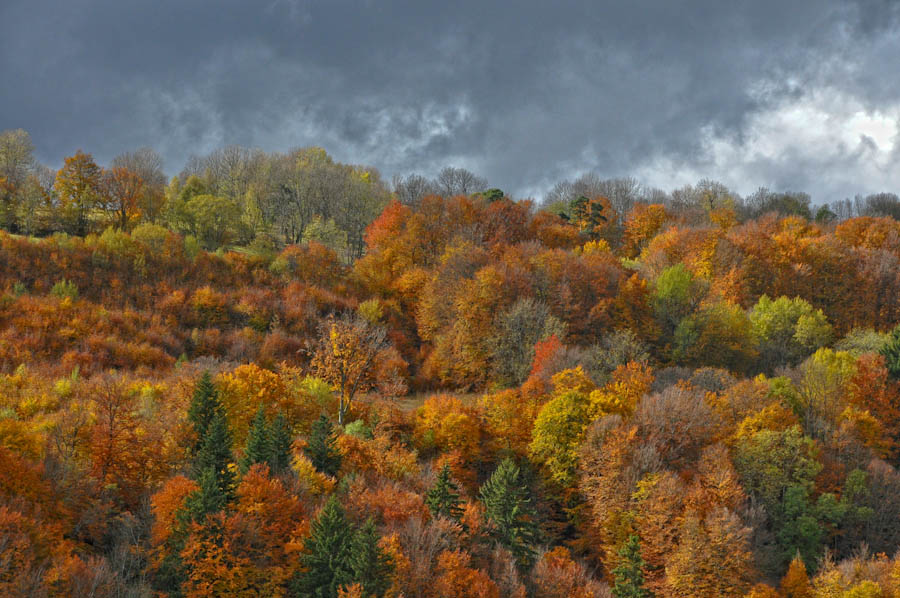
[612,534,652,598]
[240,405,272,473]
[269,412,293,474]
[152,507,192,598]
[193,411,235,501]
[291,497,355,598]
[349,518,394,598]
[425,464,463,521]
[187,371,224,453]
[478,457,541,567]
[305,414,342,477]
[184,465,228,522]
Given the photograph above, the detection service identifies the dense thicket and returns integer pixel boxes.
[3,128,900,597]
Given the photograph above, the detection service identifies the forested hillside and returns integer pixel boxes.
[3,128,900,597]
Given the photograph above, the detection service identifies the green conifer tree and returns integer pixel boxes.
[193,411,235,501]
[184,465,228,522]
[269,412,293,473]
[291,497,355,598]
[240,405,271,473]
[349,518,394,598]
[305,414,342,477]
[187,371,223,453]
[612,535,652,598]
[478,458,541,567]
[425,464,463,520]
[881,324,900,380]
[152,507,192,597]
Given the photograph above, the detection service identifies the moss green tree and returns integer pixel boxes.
[478,458,541,567]
[611,535,652,598]
[187,371,223,454]
[349,519,394,598]
[239,405,271,473]
[880,324,900,380]
[425,464,464,521]
[269,413,293,473]
[305,414,342,477]
[291,497,355,598]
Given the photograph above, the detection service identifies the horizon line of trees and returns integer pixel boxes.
[2,128,900,259]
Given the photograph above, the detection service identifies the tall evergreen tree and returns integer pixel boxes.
[478,458,541,567]
[612,534,652,598]
[269,412,293,473]
[305,414,342,477]
[240,405,271,473]
[187,371,223,453]
[292,497,355,598]
[184,465,228,522]
[881,324,900,380]
[425,464,463,521]
[349,518,394,598]
[193,411,235,501]
[152,507,192,597]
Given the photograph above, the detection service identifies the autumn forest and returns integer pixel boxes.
[3,127,900,598]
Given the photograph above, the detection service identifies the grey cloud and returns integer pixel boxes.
[1,0,898,201]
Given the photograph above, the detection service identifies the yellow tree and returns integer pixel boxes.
[309,313,390,425]
[666,508,755,598]
[54,150,101,235]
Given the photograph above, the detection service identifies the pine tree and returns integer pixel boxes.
[426,464,463,521]
[349,518,394,598]
[612,535,652,598]
[305,414,342,477]
[184,465,227,522]
[478,457,541,567]
[240,405,271,473]
[881,324,900,380]
[193,411,235,501]
[292,497,355,598]
[269,412,293,474]
[187,371,223,453]
[153,507,192,597]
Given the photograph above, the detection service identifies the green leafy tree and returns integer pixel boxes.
[425,464,464,521]
[350,519,394,598]
[750,295,833,371]
[292,497,355,598]
[612,535,652,598]
[529,390,593,488]
[673,301,758,373]
[478,458,541,567]
[652,264,706,336]
[239,405,271,473]
[183,193,243,249]
[305,414,342,477]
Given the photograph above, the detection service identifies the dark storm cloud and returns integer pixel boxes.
[1,0,898,200]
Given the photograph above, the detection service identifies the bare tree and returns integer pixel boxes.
[392,173,436,206]
[0,129,36,189]
[112,147,167,222]
[435,166,487,197]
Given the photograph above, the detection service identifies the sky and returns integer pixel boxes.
[2,0,899,202]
